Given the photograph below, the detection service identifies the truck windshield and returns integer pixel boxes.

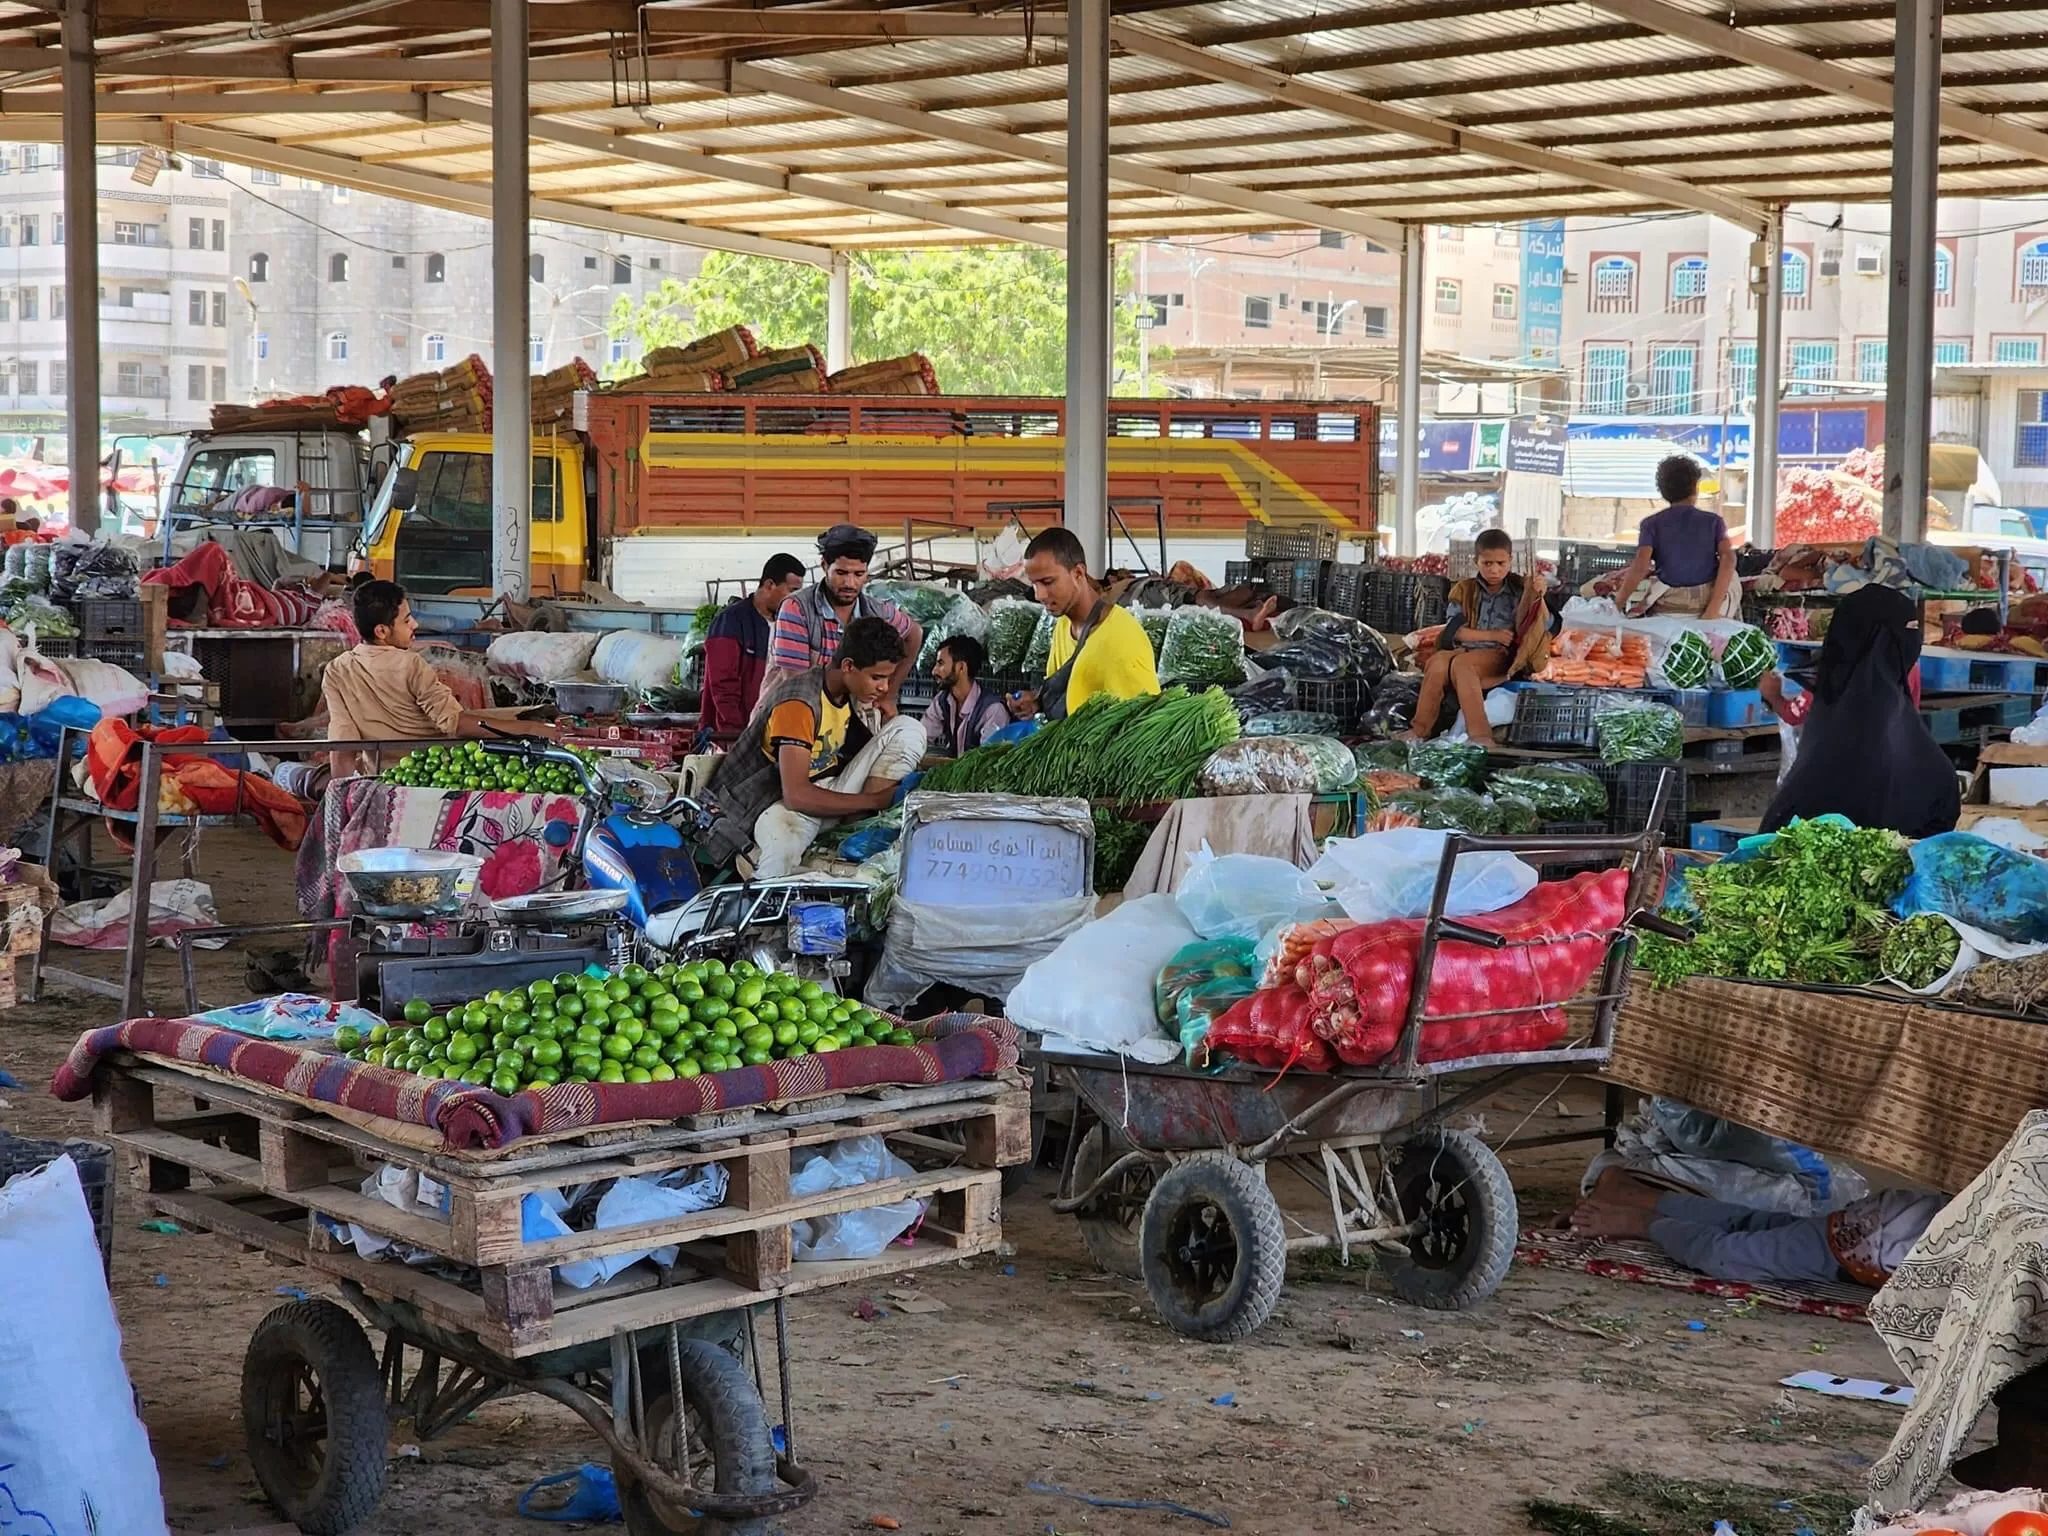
[173,447,277,513]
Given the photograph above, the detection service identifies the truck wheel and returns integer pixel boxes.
[618,1337,780,1536]
[1070,1122,1154,1280]
[1138,1152,1286,1343]
[240,1299,388,1535]
[1380,1127,1519,1310]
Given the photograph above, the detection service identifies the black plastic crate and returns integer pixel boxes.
[1361,571,1451,635]
[1223,560,1261,589]
[1283,675,1370,731]
[1245,521,1339,561]
[0,1132,112,1278]
[1269,558,1331,606]
[75,598,146,642]
[81,639,146,674]
[1322,562,1372,617]
[1507,686,1603,749]
[30,633,74,658]
[1555,540,1637,594]
[1597,760,1688,846]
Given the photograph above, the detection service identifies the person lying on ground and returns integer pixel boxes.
[1568,1166,1943,1287]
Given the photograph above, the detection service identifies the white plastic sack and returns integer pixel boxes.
[159,651,205,682]
[592,630,687,692]
[1007,894,1192,1063]
[0,625,22,712]
[866,893,1094,1012]
[1483,688,1519,728]
[51,879,224,949]
[546,1165,730,1289]
[0,1156,168,1534]
[486,629,602,682]
[1174,844,1324,942]
[790,1135,924,1261]
[1311,829,1539,925]
[17,644,71,715]
[57,657,147,719]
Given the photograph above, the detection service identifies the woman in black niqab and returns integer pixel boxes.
[1759,583,1960,837]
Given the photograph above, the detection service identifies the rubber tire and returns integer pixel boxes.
[1137,1152,1287,1343]
[240,1299,388,1536]
[1379,1126,1519,1311]
[617,1336,780,1536]
[1070,1122,1153,1280]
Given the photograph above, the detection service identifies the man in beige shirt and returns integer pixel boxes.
[323,579,549,776]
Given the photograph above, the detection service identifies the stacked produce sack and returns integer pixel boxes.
[209,383,387,432]
[606,327,756,394]
[389,355,493,433]
[828,354,939,395]
[725,344,826,394]
[530,359,597,425]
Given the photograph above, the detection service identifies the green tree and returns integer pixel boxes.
[606,246,1146,396]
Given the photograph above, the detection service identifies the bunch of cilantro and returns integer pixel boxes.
[1640,819,1913,987]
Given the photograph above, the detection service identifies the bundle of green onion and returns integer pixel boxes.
[921,687,1240,803]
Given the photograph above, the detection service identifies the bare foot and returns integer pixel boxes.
[1251,595,1279,630]
[1566,1168,1664,1239]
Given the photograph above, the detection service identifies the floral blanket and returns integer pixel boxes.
[294,777,584,992]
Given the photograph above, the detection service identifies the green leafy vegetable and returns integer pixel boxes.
[1486,764,1609,823]
[984,598,1042,674]
[1879,913,1962,990]
[1092,807,1150,892]
[1021,609,1055,680]
[920,686,1240,803]
[1595,701,1684,764]
[1408,739,1489,789]
[1157,607,1244,688]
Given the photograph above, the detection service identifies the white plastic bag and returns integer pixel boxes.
[345,1163,448,1263]
[790,1136,923,1261]
[486,629,602,682]
[1311,829,1538,924]
[51,879,224,949]
[0,1156,169,1534]
[0,625,22,711]
[591,630,686,692]
[549,1165,730,1288]
[1174,844,1324,942]
[1007,893,1191,1063]
[16,643,71,715]
[57,657,147,719]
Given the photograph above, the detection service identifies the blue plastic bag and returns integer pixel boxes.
[1897,831,2048,944]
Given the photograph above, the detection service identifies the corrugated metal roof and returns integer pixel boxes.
[6,0,2048,260]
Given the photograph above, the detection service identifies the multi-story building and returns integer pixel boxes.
[0,145,233,448]
[223,170,701,402]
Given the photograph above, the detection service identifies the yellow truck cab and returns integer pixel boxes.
[362,430,590,597]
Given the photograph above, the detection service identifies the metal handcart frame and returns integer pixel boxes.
[1048,780,1682,1342]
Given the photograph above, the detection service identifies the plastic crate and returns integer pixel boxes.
[1507,686,1603,749]
[1362,571,1451,635]
[0,1132,112,1278]
[1321,562,1372,618]
[1269,558,1331,606]
[32,633,74,659]
[1703,687,1770,728]
[1689,820,1752,855]
[1223,560,1261,589]
[81,639,147,674]
[75,598,146,642]
[1244,521,1339,561]
[1598,760,1688,846]
[1918,652,2039,695]
[1555,540,1636,594]
[1650,688,1711,726]
[1283,675,1370,731]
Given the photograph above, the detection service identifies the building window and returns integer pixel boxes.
[1243,296,1272,329]
[256,331,269,361]
[212,366,226,401]
[611,255,632,284]
[1,290,15,322]
[0,221,11,249]
[1362,305,1389,339]
[1589,255,1638,313]
[249,252,268,282]
[50,361,63,394]
[584,255,599,270]
[1649,344,1698,412]
[19,147,35,173]
[1583,344,1629,413]
[391,255,406,270]
[1143,292,1169,327]
[188,289,206,325]
[1434,278,1462,315]
[15,362,33,395]
[1782,249,1812,311]
[113,221,142,246]
[17,215,35,248]
[327,331,349,362]
[1996,336,2044,364]
[1935,245,1955,308]
[2020,389,2048,468]
[423,332,447,363]
[1495,226,1520,249]
[49,285,61,318]
[426,253,446,283]
[529,253,545,284]
[211,290,226,327]
[1788,340,1837,394]
[1318,230,1346,250]
[1669,256,1709,313]
[12,287,30,324]
[1435,224,1463,242]
[191,156,223,178]
[648,257,662,271]
[188,364,207,401]
[1855,339,1888,383]
[2021,240,2048,295]
[211,219,224,251]
[609,335,630,366]
[1491,284,1518,320]
[50,213,59,244]
[188,216,205,250]
[1935,339,1970,365]
[531,334,545,366]
[328,252,349,282]
[251,166,280,185]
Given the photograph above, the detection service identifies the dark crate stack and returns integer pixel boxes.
[1554,540,1637,594]
[1243,521,1340,562]
[1361,571,1450,636]
[1321,562,1373,618]
[1280,676,1371,732]
[77,599,148,673]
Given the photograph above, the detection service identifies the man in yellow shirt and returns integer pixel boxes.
[1012,527,1160,719]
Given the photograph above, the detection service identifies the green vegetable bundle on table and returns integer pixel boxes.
[1879,913,1962,991]
[920,686,1239,803]
[1595,700,1684,765]
[1485,764,1609,823]
[335,959,914,1092]
[1092,806,1150,892]
[381,740,599,793]
[1640,818,1914,988]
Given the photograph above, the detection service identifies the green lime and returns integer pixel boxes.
[423,1017,450,1044]
[649,1013,681,1039]
[736,978,766,1010]
[676,980,704,1004]
[887,1029,916,1046]
[797,980,825,1002]
[604,977,631,1002]
[402,998,433,1025]
[797,1022,820,1045]
[601,1033,634,1061]
[571,1055,603,1081]
[648,1062,676,1082]
[708,974,736,1002]
[597,1060,626,1083]
[624,1066,652,1084]
[701,958,728,977]
[333,1025,363,1051]
[558,995,585,1019]
[741,1024,775,1053]
[527,978,557,1001]
[532,1065,561,1086]
[368,1022,390,1046]
[532,1039,563,1067]
[485,989,512,1011]
[773,1022,798,1047]
[446,1034,479,1065]
[622,963,649,986]
[677,1058,702,1079]
[806,999,833,1025]
[782,1043,808,1059]
[490,1071,521,1095]
[813,1036,840,1053]
[631,1044,663,1071]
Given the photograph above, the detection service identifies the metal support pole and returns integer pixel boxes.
[826,252,851,375]
[1751,210,1785,547]
[61,0,98,535]
[490,0,532,600]
[1396,225,1424,558]
[1064,0,1110,570]
[1883,0,1942,546]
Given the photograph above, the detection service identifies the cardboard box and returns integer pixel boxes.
[1971,742,2048,809]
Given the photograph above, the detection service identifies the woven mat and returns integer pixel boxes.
[1605,974,2048,1195]
[1515,1228,1874,1322]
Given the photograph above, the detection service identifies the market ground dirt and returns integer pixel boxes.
[2,828,1975,1535]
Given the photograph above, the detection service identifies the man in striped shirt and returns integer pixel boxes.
[768,523,922,719]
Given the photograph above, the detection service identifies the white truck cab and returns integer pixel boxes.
[163,421,394,569]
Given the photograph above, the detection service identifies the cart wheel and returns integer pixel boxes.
[617,1336,780,1536]
[1138,1152,1287,1343]
[1380,1127,1519,1310]
[1070,1122,1154,1280]
[240,1299,388,1536]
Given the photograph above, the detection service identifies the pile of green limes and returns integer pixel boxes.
[379,740,597,794]
[332,960,916,1095]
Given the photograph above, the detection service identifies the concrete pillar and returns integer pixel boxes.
[1395,225,1424,558]
[1882,0,1942,546]
[1751,211,1786,547]
[61,0,98,534]
[490,0,532,599]
[1063,0,1110,570]
[826,252,851,375]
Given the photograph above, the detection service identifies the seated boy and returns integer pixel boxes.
[701,616,927,878]
[1404,528,1554,748]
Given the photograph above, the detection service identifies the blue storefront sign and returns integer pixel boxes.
[1520,219,1565,365]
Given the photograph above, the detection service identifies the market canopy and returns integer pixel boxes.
[8,0,2048,261]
